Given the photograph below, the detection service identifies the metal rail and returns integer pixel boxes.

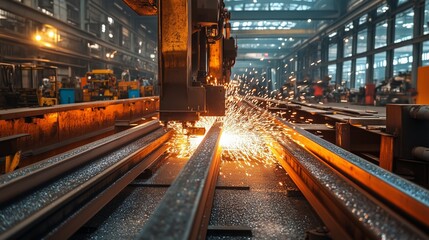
[137,121,223,239]
[272,135,426,239]
[0,122,172,239]
[0,120,160,204]
[243,98,429,238]
[46,133,172,239]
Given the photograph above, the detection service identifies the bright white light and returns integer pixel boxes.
[107,17,114,25]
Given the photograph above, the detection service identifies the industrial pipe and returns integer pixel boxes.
[409,106,429,121]
[412,146,429,162]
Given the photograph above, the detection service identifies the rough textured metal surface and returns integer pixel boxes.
[0,128,167,233]
[82,157,189,239]
[86,187,167,239]
[277,117,429,207]
[209,158,322,239]
[0,121,158,185]
[137,122,222,239]
[276,135,427,239]
[0,98,159,151]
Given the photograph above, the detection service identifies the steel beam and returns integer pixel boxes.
[137,121,223,239]
[231,29,315,38]
[230,10,339,21]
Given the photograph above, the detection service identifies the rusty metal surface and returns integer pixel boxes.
[0,97,159,153]
[0,97,159,120]
[122,0,157,15]
[0,120,161,203]
[209,39,223,82]
[137,122,223,239]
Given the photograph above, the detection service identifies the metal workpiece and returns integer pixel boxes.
[0,120,161,204]
[273,111,429,231]
[273,136,427,240]
[0,122,171,239]
[412,147,429,162]
[0,97,159,154]
[242,99,429,234]
[409,105,429,120]
[137,121,223,239]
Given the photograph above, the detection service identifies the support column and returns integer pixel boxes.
[159,0,205,122]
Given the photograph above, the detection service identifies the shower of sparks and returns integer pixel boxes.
[166,73,324,170]
[220,95,278,170]
[166,92,280,168]
[166,117,215,158]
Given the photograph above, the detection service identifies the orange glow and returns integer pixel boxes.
[35,34,42,41]
[47,30,55,38]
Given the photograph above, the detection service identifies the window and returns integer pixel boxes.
[356,29,367,54]
[328,43,337,61]
[394,8,414,43]
[355,57,367,89]
[107,16,119,44]
[377,3,389,16]
[0,8,26,34]
[359,14,367,25]
[393,45,413,76]
[397,0,408,5]
[424,1,429,35]
[375,20,387,49]
[88,9,102,37]
[343,36,353,57]
[374,52,387,85]
[38,0,54,16]
[66,1,80,26]
[122,27,130,49]
[345,22,354,32]
[422,41,429,66]
[342,61,352,88]
[328,64,336,85]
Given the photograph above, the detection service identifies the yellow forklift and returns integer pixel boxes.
[82,69,117,101]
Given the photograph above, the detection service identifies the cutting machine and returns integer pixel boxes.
[123,0,237,129]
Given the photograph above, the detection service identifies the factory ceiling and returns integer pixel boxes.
[131,0,373,62]
[224,0,351,61]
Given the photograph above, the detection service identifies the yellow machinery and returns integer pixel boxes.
[117,80,139,99]
[417,66,429,104]
[83,69,117,101]
[37,75,58,106]
[140,79,154,97]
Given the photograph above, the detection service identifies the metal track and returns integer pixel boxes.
[243,98,429,239]
[0,120,172,239]
[0,120,161,203]
[137,121,223,239]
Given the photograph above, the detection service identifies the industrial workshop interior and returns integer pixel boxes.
[0,0,428,239]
